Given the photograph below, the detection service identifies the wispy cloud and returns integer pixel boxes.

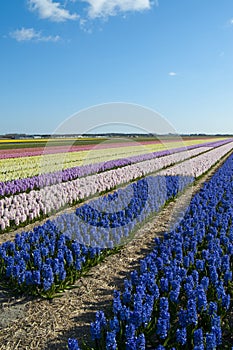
[224,18,233,28]
[168,72,177,76]
[25,0,157,33]
[81,0,155,19]
[28,0,79,22]
[9,27,60,42]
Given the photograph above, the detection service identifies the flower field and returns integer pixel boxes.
[0,138,229,182]
[1,140,233,233]
[0,174,193,298]
[67,149,233,349]
[0,137,233,350]
[0,137,226,159]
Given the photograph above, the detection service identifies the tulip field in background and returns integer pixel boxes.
[0,138,230,182]
[0,137,226,159]
[0,136,233,349]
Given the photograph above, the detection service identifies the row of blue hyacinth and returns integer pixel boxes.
[68,153,233,349]
[0,174,193,298]
[54,175,192,249]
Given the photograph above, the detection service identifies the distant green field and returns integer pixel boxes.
[0,135,227,150]
[0,138,107,150]
[0,137,156,150]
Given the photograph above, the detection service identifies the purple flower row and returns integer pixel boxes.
[159,141,233,177]
[1,142,232,232]
[0,139,231,198]
[0,146,211,231]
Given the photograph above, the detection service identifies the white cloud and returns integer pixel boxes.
[168,72,177,76]
[81,0,155,19]
[28,0,78,22]
[225,18,233,27]
[9,27,60,42]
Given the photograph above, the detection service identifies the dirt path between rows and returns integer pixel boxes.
[0,152,232,350]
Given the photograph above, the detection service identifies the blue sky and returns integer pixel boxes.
[1,0,233,135]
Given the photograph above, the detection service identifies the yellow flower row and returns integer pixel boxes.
[0,138,225,182]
